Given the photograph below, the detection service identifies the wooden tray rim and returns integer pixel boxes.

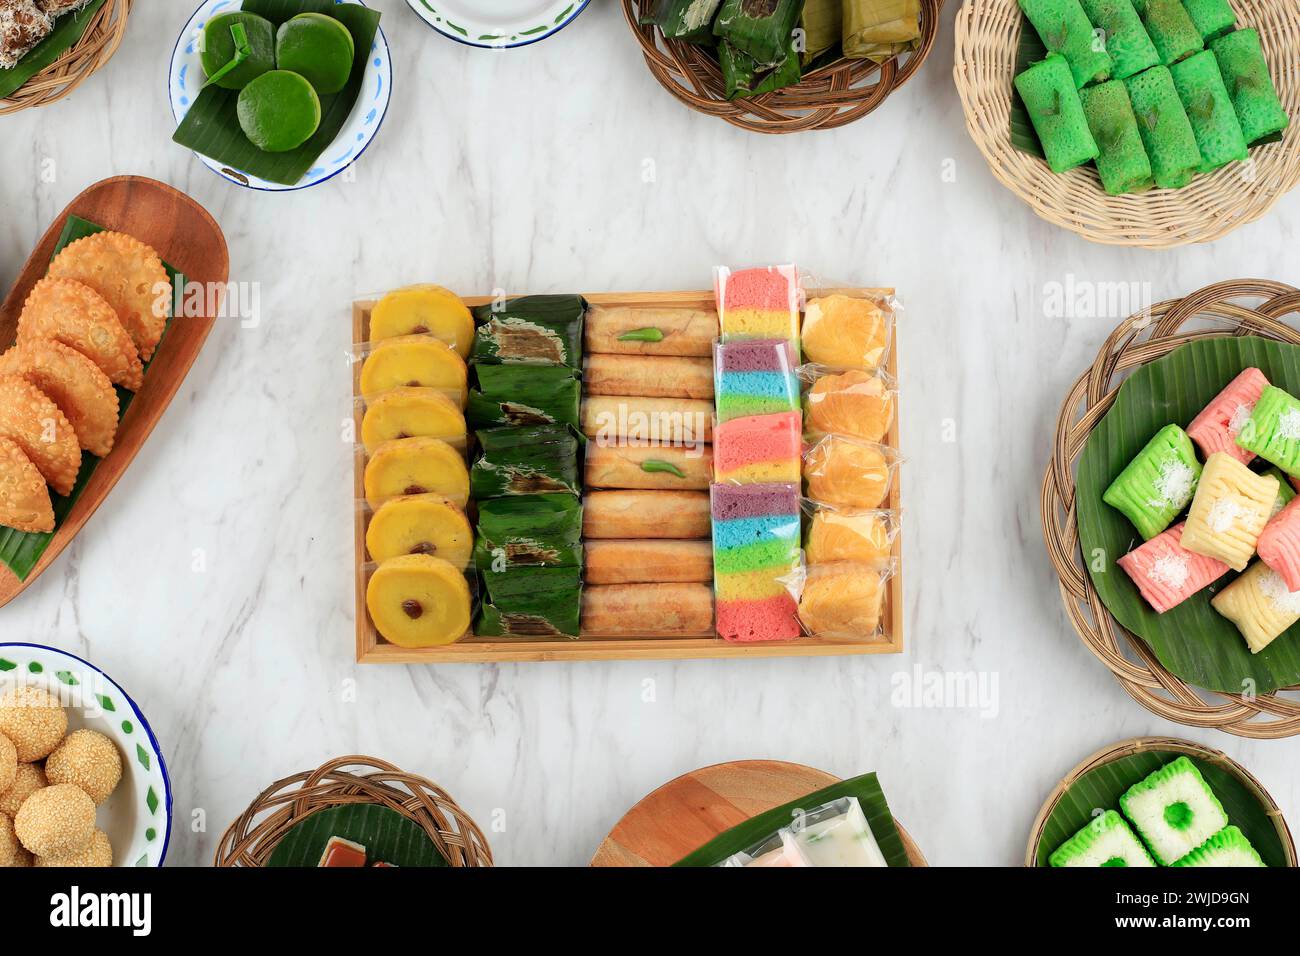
[353,287,903,664]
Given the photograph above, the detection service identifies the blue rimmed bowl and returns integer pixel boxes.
[168,0,391,191]
[0,643,172,867]
[405,0,590,48]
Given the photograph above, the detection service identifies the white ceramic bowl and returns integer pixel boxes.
[405,0,591,48]
[168,0,392,191]
[0,643,172,867]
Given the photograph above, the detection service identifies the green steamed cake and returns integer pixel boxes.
[1119,756,1228,866]
[1170,50,1248,172]
[1017,0,1113,88]
[237,70,322,153]
[1080,80,1155,194]
[1103,423,1201,539]
[1015,54,1100,173]
[1133,0,1204,66]
[1182,0,1235,43]
[1126,66,1204,188]
[1050,810,1156,867]
[1236,385,1300,476]
[1211,29,1291,146]
[1078,0,1160,81]
[275,12,356,96]
[1171,826,1265,867]
[200,11,276,91]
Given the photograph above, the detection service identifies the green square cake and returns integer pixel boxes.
[1262,466,1296,516]
[1236,385,1300,476]
[1171,825,1266,867]
[1049,809,1156,867]
[1119,756,1229,865]
[1103,424,1202,539]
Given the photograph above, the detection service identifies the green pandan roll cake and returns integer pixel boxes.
[1079,0,1160,80]
[1015,54,1100,173]
[1081,80,1155,194]
[1133,0,1204,66]
[1170,50,1248,172]
[1103,423,1201,539]
[1236,386,1300,476]
[1050,810,1156,867]
[1182,0,1235,43]
[1171,825,1266,867]
[1126,66,1204,188]
[1119,756,1229,866]
[1210,29,1291,146]
[1018,0,1113,88]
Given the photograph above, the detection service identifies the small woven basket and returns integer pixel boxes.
[0,0,131,115]
[954,0,1300,247]
[1043,279,1300,739]
[1026,736,1297,865]
[213,755,494,867]
[622,0,944,133]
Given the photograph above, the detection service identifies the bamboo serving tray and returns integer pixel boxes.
[0,176,228,608]
[353,289,902,664]
[590,759,927,866]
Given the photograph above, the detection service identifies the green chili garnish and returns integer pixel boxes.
[618,327,665,343]
[641,459,685,478]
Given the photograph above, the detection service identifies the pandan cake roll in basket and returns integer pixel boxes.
[1126,66,1204,188]
[1079,80,1155,194]
[1211,29,1291,145]
[1078,0,1159,81]
[1182,0,1235,44]
[1102,424,1200,540]
[1133,0,1204,66]
[1170,50,1249,172]
[1017,0,1112,88]
[1116,522,1229,614]
[1014,54,1099,173]
[1185,367,1270,464]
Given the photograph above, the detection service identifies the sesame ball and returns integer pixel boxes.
[0,686,68,761]
[0,762,46,817]
[0,732,15,794]
[14,783,95,857]
[36,828,112,868]
[46,730,122,804]
[0,812,18,867]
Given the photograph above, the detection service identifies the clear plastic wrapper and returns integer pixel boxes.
[800,364,897,444]
[797,560,897,642]
[365,284,475,355]
[711,482,804,642]
[362,556,478,649]
[717,831,809,868]
[714,338,799,424]
[799,290,898,371]
[363,436,470,509]
[787,796,888,866]
[359,493,474,566]
[713,410,802,485]
[802,501,900,567]
[713,264,802,355]
[349,335,469,405]
[356,389,468,454]
[802,434,901,511]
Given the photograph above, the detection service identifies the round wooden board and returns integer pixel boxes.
[591,759,928,867]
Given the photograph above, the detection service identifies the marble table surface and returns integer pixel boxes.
[2,0,1297,867]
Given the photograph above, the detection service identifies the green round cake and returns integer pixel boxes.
[275,12,355,96]
[237,70,322,153]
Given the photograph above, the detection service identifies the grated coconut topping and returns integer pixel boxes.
[1208,498,1246,533]
[1260,568,1300,615]
[0,1,51,70]
[1148,554,1191,591]
[1149,459,1196,507]
[1228,403,1253,437]
[1278,408,1300,442]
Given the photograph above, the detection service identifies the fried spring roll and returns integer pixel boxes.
[585,354,714,400]
[584,539,714,584]
[580,583,715,637]
[582,396,713,444]
[582,491,712,538]
[584,306,719,357]
[584,442,713,490]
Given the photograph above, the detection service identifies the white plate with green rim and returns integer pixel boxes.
[0,644,172,867]
[405,0,591,48]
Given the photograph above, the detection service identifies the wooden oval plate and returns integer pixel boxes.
[591,759,928,867]
[0,175,228,608]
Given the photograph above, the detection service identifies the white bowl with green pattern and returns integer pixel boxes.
[0,644,171,867]
[405,0,591,48]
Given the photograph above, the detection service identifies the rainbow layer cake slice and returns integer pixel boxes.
[1116,522,1229,613]
[1185,367,1269,464]
[714,339,799,423]
[714,411,802,484]
[711,482,801,642]
[714,265,800,355]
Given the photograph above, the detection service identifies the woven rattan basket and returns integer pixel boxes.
[1043,279,1300,739]
[0,0,131,115]
[954,0,1300,247]
[1026,736,1297,866]
[622,0,944,133]
[213,755,494,867]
